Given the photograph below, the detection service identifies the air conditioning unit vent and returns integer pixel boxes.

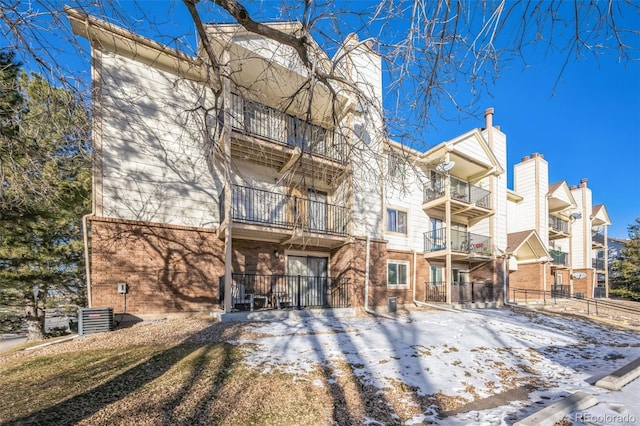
[78,308,114,335]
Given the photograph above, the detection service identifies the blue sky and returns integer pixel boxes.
[41,1,640,238]
[430,45,640,239]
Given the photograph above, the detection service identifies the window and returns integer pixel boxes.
[388,261,409,287]
[388,151,407,179]
[387,208,407,234]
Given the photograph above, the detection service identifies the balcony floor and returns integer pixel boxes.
[220,221,348,248]
[230,131,345,185]
[422,197,493,223]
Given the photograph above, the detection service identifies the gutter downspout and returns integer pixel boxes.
[82,213,93,308]
[502,254,509,306]
[364,235,370,312]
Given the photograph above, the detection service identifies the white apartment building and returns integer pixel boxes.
[507,154,611,299]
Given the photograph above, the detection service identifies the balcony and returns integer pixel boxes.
[592,258,606,271]
[424,228,492,261]
[226,94,347,183]
[592,231,605,247]
[548,215,569,239]
[423,173,492,222]
[220,274,351,312]
[219,184,348,247]
[549,249,569,267]
[424,281,496,304]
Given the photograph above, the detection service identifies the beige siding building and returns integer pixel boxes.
[68,8,609,318]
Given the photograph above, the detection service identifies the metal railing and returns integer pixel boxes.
[592,258,606,270]
[223,184,348,235]
[549,250,569,266]
[424,281,496,303]
[592,231,605,245]
[510,287,570,304]
[423,172,491,208]
[453,281,495,304]
[424,228,492,256]
[219,274,350,311]
[551,285,570,298]
[549,216,569,234]
[425,282,446,302]
[229,93,347,163]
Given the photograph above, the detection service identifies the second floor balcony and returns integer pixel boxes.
[592,258,606,271]
[423,173,492,222]
[548,215,569,239]
[219,184,348,247]
[424,228,492,260]
[592,231,605,247]
[549,249,569,267]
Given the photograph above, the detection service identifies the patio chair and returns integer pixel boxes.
[231,283,254,311]
[271,282,292,309]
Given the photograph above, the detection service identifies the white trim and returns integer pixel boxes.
[387,260,410,288]
[385,206,409,235]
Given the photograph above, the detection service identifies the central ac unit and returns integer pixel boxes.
[78,307,114,335]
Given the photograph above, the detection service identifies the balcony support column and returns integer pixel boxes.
[445,170,452,304]
[604,226,609,298]
[221,57,234,314]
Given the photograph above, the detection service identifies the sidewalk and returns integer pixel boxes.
[0,335,28,353]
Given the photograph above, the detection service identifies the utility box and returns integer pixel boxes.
[387,296,398,313]
[78,308,114,335]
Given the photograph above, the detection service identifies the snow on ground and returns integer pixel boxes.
[235,309,640,425]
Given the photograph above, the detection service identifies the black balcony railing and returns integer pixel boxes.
[551,285,571,298]
[424,281,496,303]
[423,172,490,208]
[549,216,569,234]
[452,282,495,304]
[222,184,348,235]
[592,231,605,245]
[592,258,606,270]
[229,93,347,163]
[594,287,606,298]
[549,249,569,266]
[424,228,492,256]
[219,274,351,311]
[425,282,446,302]
[450,176,491,208]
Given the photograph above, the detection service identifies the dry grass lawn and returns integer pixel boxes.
[2,304,638,425]
[0,317,462,425]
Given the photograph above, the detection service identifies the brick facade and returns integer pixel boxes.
[572,268,595,298]
[90,217,507,315]
[507,261,554,301]
[89,217,224,315]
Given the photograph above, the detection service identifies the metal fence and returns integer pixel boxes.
[424,281,496,304]
[549,215,569,234]
[424,228,492,255]
[229,93,348,163]
[219,274,351,311]
[425,282,446,302]
[222,184,348,235]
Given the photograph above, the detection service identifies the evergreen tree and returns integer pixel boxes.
[610,218,640,298]
[0,52,90,340]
